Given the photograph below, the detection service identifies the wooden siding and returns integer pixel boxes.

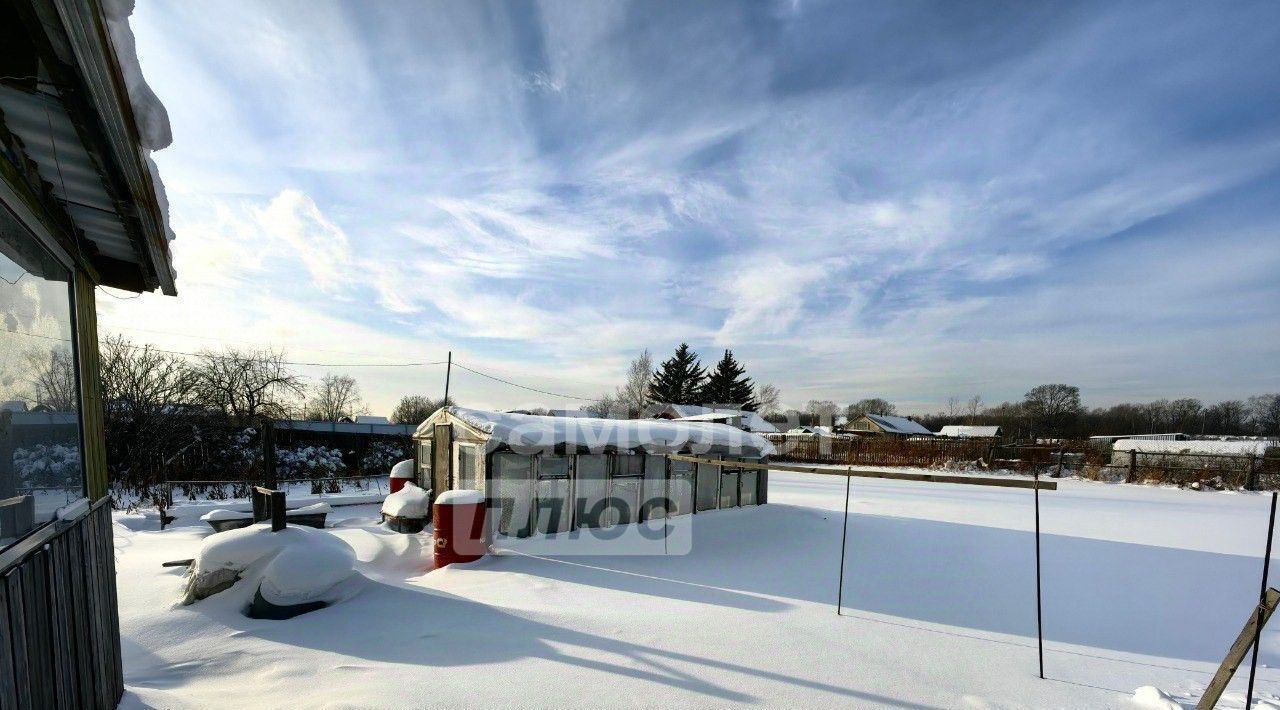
[0,499,124,709]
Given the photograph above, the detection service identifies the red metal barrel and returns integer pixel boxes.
[433,490,487,568]
[389,459,415,494]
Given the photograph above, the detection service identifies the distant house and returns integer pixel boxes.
[355,415,391,425]
[938,425,1002,439]
[1088,433,1188,445]
[547,408,596,418]
[842,413,933,438]
[652,404,779,434]
[787,426,836,437]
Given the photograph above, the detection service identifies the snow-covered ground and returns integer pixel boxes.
[113,470,1280,709]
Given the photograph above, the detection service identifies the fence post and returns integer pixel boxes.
[1128,449,1137,483]
[1247,455,1259,492]
[270,490,286,532]
[261,419,277,490]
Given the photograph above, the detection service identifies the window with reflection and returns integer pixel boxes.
[1,217,85,549]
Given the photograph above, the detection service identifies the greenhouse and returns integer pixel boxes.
[412,407,774,538]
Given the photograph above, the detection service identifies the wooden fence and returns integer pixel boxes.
[0,499,123,709]
[767,434,995,468]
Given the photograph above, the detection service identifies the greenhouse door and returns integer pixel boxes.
[432,424,452,495]
[695,456,721,511]
[535,455,573,535]
[740,466,759,506]
[491,453,534,538]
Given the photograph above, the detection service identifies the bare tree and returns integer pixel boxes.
[754,383,782,418]
[1022,384,1082,437]
[805,399,841,426]
[965,395,983,423]
[846,398,897,422]
[618,350,654,416]
[307,373,364,421]
[1248,394,1280,437]
[191,347,305,423]
[945,396,961,419]
[26,347,78,411]
[390,394,454,424]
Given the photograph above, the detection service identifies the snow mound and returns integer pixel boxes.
[1129,686,1182,709]
[390,459,415,479]
[200,509,245,522]
[382,482,430,518]
[257,533,357,606]
[436,489,484,505]
[184,524,356,604]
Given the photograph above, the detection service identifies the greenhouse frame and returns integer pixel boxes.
[412,407,774,538]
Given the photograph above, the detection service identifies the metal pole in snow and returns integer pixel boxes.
[1247,491,1278,708]
[444,351,452,404]
[1035,466,1045,680]
[837,468,851,616]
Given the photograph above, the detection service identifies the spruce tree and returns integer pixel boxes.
[701,350,757,410]
[648,343,707,405]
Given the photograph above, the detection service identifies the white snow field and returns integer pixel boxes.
[114,471,1280,709]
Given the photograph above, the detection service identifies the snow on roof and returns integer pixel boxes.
[102,0,172,152]
[657,404,779,433]
[938,425,1001,438]
[863,413,933,436]
[424,407,774,458]
[546,408,595,418]
[786,426,834,436]
[1113,439,1274,456]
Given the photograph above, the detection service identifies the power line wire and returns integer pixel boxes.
[452,361,596,402]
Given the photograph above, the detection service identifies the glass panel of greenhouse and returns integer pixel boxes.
[668,459,695,516]
[575,454,609,528]
[641,454,667,521]
[491,453,533,537]
[740,469,759,506]
[719,459,740,509]
[535,454,573,535]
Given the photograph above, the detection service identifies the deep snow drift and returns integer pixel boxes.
[114,470,1280,709]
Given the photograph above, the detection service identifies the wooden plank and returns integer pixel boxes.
[0,578,17,709]
[4,568,32,709]
[48,534,79,709]
[85,506,111,710]
[23,550,55,709]
[1197,587,1280,709]
[65,524,94,707]
[98,505,125,704]
[665,454,1058,491]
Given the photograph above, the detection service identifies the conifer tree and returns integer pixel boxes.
[701,350,757,410]
[648,343,707,405]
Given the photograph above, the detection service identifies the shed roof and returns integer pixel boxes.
[418,406,774,458]
[938,425,1001,438]
[863,413,933,436]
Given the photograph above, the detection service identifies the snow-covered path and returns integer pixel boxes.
[114,472,1280,709]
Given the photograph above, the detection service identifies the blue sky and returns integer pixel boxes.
[101,0,1280,415]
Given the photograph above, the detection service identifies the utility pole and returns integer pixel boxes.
[444,350,452,405]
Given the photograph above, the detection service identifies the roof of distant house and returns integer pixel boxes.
[861,413,933,436]
[938,425,1001,438]
[354,415,390,424]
